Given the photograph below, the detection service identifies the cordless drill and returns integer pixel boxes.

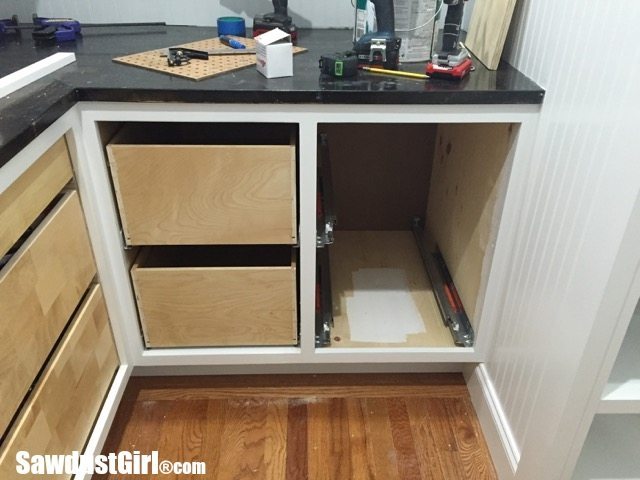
[353,0,401,69]
[426,0,473,79]
[253,0,298,44]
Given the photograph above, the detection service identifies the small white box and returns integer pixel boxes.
[255,28,293,78]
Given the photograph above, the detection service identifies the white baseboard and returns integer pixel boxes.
[465,364,520,479]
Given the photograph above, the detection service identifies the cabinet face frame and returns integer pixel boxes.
[76,102,541,368]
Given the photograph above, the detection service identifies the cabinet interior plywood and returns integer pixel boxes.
[426,123,515,322]
[465,0,518,70]
[329,231,454,348]
[319,124,436,231]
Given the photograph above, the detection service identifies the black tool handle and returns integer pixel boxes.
[443,0,465,52]
[273,0,288,17]
[371,0,395,34]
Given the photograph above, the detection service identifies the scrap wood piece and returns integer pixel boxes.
[464,0,518,70]
[113,36,306,81]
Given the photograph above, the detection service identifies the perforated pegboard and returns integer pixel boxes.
[113,37,306,81]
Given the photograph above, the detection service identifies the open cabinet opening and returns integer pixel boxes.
[316,122,518,349]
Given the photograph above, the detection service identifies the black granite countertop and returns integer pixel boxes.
[0,26,544,168]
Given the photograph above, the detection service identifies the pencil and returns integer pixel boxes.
[359,66,429,80]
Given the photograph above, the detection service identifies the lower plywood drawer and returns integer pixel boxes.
[131,246,298,347]
[0,284,119,480]
[0,191,96,437]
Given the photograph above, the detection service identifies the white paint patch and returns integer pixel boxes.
[346,268,425,343]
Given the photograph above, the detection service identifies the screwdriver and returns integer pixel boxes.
[219,35,247,49]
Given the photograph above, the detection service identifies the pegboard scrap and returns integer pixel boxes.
[113,36,306,81]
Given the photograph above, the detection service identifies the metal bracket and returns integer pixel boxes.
[369,38,388,63]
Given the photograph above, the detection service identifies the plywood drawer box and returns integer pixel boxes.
[0,137,73,258]
[106,123,297,246]
[131,246,298,347]
[0,191,96,437]
[0,285,118,480]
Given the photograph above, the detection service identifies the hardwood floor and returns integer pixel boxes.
[95,374,497,479]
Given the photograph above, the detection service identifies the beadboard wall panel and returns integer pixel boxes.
[482,1,640,478]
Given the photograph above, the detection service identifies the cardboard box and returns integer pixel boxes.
[255,28,293,78]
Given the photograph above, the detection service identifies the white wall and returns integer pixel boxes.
[483,0,640,478]
[0,0,472,31]
[1,0,353,29]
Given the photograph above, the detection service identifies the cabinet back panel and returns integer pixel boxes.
[319,124,437,231]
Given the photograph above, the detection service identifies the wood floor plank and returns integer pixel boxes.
[129,373,466,400]
[362,398,400,480]
[264,399,288,480]
[447,398,498,479]
[215,398,288,480]
[406,396,451,479]
[345,398,376,480]
[200,399,227,480]
[387,398,422,480]
[425,398,467,479]
[157,399,208,479]
[308,398,354,480]
[95,400,173,479]
[136,385,468,401]
[285,400,308,480]
[96,374,497,480]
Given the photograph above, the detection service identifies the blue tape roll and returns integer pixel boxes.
[217,16,246,37]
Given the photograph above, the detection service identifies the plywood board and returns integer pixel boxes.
[426,123,515,321]
[319,124,436,230]
[0,191,96,439]
[465,0,518,70]
[113,37,306,81]
[0,285,119,480]
[329,231,454,348]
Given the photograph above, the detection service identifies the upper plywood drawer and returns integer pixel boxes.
[0,191,96,438]
[0,137,73,258]
[106,123,298,246]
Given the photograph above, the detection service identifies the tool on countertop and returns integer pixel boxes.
[0,15,20,36]
[360,66,429,80]
[426,0,473,80]
[216,16,246,37]
[0,14,79,42]
[0,14,165,44]
[219,35,247,49]
[319,52,359,78]
[353,0,401,70]
[163,37,257,67]
[165,47,209,66]
[253,0,298,45]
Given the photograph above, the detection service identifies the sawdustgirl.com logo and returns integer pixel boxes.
[15,450,206,476]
